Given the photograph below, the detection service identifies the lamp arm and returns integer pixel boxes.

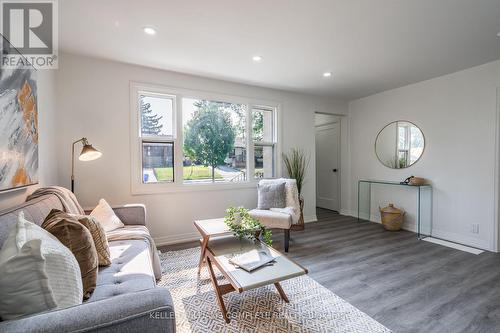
[71,138,87,192]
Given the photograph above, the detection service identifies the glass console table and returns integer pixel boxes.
[358,180,432,239]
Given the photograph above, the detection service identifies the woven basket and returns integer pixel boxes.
[379,204,405,231]
[409,177,426,186]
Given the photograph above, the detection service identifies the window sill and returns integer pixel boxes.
[130,180,259,195]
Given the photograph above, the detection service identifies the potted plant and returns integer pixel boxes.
[224,207,273,246]
[283,148,309,230]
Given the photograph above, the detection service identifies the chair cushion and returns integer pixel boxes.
[258,178,301,223]
[249,209,292,229]
[87,239,156,303]
[257,182,286,209]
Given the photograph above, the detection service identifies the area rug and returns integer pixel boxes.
[158,248,391,333]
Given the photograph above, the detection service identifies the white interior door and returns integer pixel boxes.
[316,122,340,211]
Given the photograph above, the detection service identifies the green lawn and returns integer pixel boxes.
[154,165,222,181]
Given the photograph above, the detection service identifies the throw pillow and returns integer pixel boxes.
[72,215,111,266]
[42,209,98,300]
[257,182,286,209]
[90,199,124,232]
[0,212,82,320]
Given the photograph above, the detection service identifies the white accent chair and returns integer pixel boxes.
[249,178,302,252]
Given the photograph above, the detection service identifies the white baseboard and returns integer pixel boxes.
[304,214,317,223]
[431,228,492,251]
[154,232,200,247]
[422,237,484,255]
[155,215,319,246]
[340,209,357,217]
[347,211,492,251]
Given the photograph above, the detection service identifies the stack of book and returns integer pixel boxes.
[229,249,276,272]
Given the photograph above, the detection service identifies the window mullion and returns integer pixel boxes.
[173,95,183,184]
[247,104,254,182]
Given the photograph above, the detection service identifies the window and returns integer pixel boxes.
[138,92,175,183]
[131,82,279,193]
[396,121,424,168]
[182,98,247,183]
[253,106,276,179]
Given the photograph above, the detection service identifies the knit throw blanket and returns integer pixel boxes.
[27,186,85,215]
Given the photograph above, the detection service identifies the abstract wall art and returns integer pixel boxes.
[0,36,38,191]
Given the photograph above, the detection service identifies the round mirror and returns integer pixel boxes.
[375,121,425,169]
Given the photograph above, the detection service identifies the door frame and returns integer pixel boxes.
[315,112,343,212]
[495,87,500,252]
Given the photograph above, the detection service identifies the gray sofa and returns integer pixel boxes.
[0,194,175,333]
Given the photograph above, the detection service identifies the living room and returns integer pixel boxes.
[1,1,500,332]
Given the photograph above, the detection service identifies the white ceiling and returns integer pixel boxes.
[60,0,500,100]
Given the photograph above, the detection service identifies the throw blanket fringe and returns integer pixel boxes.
[27,186,85,215]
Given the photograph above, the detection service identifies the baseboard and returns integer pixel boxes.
[340,209,356,217]
[304,214,317,223]
[154,232,200,247]
[155,215,319,246]
[431,228,492,251]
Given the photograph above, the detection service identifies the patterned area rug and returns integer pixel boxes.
[158,247,391,333]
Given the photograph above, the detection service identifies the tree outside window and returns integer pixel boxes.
[183,99,247,183]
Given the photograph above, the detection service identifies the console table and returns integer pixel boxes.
[358,180,432,239]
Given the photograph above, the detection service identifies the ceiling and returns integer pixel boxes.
[59,0,500,100]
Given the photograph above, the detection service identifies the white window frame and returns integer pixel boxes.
[252,105,278,179]
[130,81,282,195]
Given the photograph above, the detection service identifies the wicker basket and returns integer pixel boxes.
[409,177,426,186]
[379,204,405,231]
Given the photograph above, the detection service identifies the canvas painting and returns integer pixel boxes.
[0,36,38,191]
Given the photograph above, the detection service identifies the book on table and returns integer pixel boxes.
[229,249,276,272]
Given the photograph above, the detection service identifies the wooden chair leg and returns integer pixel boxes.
[284,229,290,252]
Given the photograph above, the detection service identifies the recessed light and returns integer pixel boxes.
[252,55,262,62]
[497,32,500,37]
[143,26,157,35]
[323,72,332,78]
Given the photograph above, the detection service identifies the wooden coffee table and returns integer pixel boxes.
[194,218,308,323]
[194,218,232,273]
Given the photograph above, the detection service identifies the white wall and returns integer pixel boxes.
[0,70,59,210]
[348,59,500,251]
[56,53,348,245]
[375,122,397,167]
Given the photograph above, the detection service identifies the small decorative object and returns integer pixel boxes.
[0,36,38,191]
[409,176,426,186]
[283,148,309,195]
[283,148,309,231]
[224,207,272,246]
[400,176,426,186]
[379,203,405,231]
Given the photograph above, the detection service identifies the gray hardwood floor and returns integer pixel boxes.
[159,208,500,333]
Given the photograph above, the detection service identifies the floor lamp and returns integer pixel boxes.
[71,137,102,192]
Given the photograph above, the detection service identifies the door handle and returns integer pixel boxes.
[333,169,337,172]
